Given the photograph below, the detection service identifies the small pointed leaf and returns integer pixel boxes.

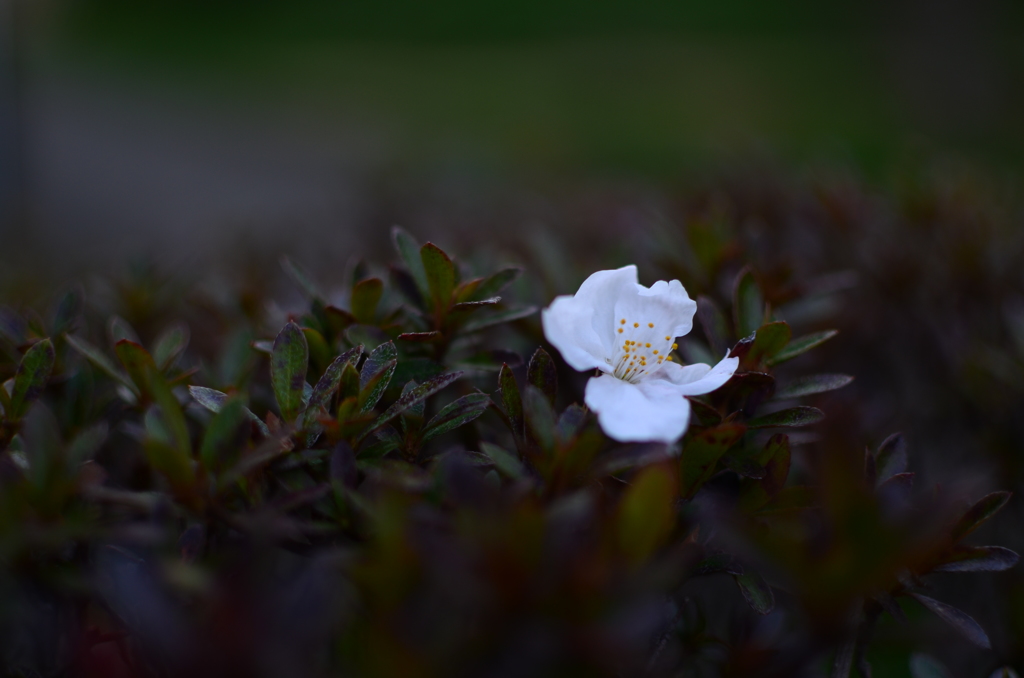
[910,593,991,649]
[767,330,839,366]
[9,338,55,420]
[747,406,824,429]
[774,373,854,400]
[422,392,491,442]
[270,322,309,423]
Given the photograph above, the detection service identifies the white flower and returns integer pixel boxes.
[541,265,739,443]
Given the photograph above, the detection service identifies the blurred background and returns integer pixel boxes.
[3,1,1024,675]
[1,0,1023,271]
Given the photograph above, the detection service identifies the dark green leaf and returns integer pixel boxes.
[302,327,331,377]
[474,267,521,300]
[747,406,825,429]
[461,305,538,333]
[950,491,1013,542]
[421,242,456,316]
[910,594,991,649]
[391,226,430,301]
[680,423,745,498]
[115,340,156,398]
[556,403,588,444]
[498,363,524,441]
[303,345,363,434]
[874,432,908,484]
[351,278,384,323]
[153,323,190,371]
[189,385,227,412]
[359,341,397,412]
[340,361,360,401]
[767,330,839,366]
[200,396,248,471]
[933,546,1019,573]
[747,321,791,366]
[397,331,442,342]
[523,385,556,452]
[9,338,55,420]
[271,321,309,422]
[361,371,462,440]
[616,464,675,564]
[358,427,402,459]
[146,365,190,458]
[422,392,491,442]
[479,442,525,479]
[526,347,557,408]
[65,334,136,393]
[739,433,791,511]
[733,571,775,615]
[775,373,854,400]
[67,422,108,465]
[109,316,140,345]
[733,267,765,338]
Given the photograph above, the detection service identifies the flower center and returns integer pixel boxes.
[609,317,678,383]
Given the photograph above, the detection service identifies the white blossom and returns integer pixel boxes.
[541,265,738,443]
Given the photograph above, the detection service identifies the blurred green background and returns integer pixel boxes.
[2,0,1024,268]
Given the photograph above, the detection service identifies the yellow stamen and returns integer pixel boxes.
[633,322,639,328]
[617,328,623,333]
[648,323,654,328]
[620,319,626,324]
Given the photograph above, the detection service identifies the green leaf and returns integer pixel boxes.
[526,347,557,408]
[747,406,825,429]
[474,267,521,300]
[874,432,908,484]
[616,464,675,565]
[421,242,456,316]
[281,256,324,301]
[8,338,55,420]
[422,392,491,442]
[65,334,137,394]
[774,373,853,400]
[498,363,524,441]
[270,321,309,423]
[115,340,157,398]
[933,546,1019,573]
[733,267,765,338]
[461,305,537,334]
[738,433,791,511]
[523,385,557,452]
[351,278,384,323]
[680,423,745,498]
[152,323,190,371]
[199,396,248,471]
[109,316,140,345]
[451,297,501,312]
[67,422,108,466]
[733,571,775,615]
[359,341,397,412]
[479,442,525,479]
[391,227,430,301]
[950,491,1012,542]
[146,365,190,459]
[910,594,991,649]
[303,346,363,431]
[188,385,228,412]
[361,371,463,440]
[340,361,360,401]
[767,330,839,366]
[746,321,791,366]
[302,327,331,377]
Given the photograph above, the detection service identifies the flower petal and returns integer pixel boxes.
[654,353,739,396]
[613,278,697,344]
[542,265,638,372]
[584,373,692,443]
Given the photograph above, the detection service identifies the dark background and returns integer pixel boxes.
[2,2,1024,675]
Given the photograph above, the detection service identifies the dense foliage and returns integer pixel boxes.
[0,177,1020,677]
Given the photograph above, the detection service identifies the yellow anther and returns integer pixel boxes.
[620,319,626,324]
[672,343,678,349]
[665,336,670,341]
[666,356,673,361]
[617,328,623,333]
[645,342,651,348]
[648,323,654,328]
[633,322,639,328]
[652,350,659,355]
